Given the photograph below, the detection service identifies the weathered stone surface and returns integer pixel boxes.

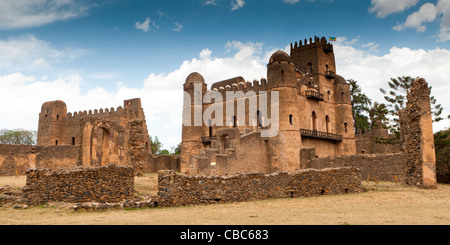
[22,165,135,205]
[308,153,407,183]
[157,167,364,207]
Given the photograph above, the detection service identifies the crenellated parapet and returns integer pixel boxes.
[290,36,333,55]
[207,78,269,99]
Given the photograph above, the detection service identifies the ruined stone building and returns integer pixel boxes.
[37,98,152,168]
[181,36,356,175]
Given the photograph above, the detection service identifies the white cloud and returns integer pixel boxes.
[0,0,91,29]
[391,0,450,42]
[369,0,419,18]
[231,0,245,11]
[334,38,450,132]
[135,17,159,32]
[173,22,183,32]
[283,0,300,4]
[202,0,218,5]
[0,35,86,72]
[393,3,439,32]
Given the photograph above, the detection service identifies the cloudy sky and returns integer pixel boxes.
[0,0,449,150]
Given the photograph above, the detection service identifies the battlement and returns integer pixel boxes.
[66,105,142,120]
[206,78,269,99]
[290,36,333,54]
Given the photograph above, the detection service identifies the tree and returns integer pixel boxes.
[368,102,389,129]
[434,129,450,183]
[348,79,372,133]
[171,142,181,155]
[0,129,37,145]
[380,76,445,135]
[149,135,162,154]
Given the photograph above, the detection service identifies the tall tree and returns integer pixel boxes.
[368,102,389,129]
[149,135,162,154]
[380,76,445,135]
[348,79,372,133]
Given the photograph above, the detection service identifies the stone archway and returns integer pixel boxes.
[81,120,115,167]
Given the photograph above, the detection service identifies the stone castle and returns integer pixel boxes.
[182,36,356,175]
[0,36,439,207]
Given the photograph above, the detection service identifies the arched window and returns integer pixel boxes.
[307,62,312,73]
[208,119,213,137]
[289,114,293,125]
[344,122,348,133]
[325,116,330,133]
[326,64,329,71]
[312,111,318,131]
[281,70,285,82]
[341,92,345,102]
[327,91,331,101]
[257,110,263,127]
[232,116,237,127]
[56,114,59,120]
[72,137,76,146]
[55,140,58,146]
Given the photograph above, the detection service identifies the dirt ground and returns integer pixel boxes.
[0,174,449,225]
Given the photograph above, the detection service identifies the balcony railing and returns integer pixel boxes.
[201,135,216,144]
[300,129,342,142]
[325,70,335,79]
[305,90,324,101]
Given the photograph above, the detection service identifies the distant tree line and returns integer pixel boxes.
[149,135,181,156]
[0,129,37,145]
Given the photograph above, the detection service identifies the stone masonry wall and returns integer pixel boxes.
[22,165,135,205]
[400,78,437,188]
[307,153,407,183]
[157,167,363,207]
[0,144,79,176]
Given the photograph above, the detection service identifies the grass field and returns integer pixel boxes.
[0,174,449,225]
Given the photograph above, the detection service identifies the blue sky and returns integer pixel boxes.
[0,0,449,150]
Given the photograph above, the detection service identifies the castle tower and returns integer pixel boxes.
[266,51,302,171]
[181,72,208,173]
[37,100,67,146]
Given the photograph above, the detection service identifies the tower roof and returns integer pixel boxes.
[269,50,293,64]
[185,72,205,84]
[334,74,347,85]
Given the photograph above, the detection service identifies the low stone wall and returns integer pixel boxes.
[157,167,363,207]
[0,144,80,176]
[308,153,407,183]
[22,165,135,205]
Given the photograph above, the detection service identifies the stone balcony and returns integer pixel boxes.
[300,129,342,142]
[305,90,324,101]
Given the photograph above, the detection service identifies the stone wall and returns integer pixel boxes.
[307,153,406,183]
[145,154,180,173]
[22,165,134,205]
[157,167,363,207]
[0,144,80,176]
[400,78,437,188]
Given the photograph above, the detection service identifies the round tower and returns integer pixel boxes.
[266,51,302,171]
[37,100,67,146]
[333,74,356,155]
[181,72,208,174]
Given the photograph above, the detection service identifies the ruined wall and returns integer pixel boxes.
[355,129,401,155]
[145,154,181,173]
[400,78,437,188]
[0,144,79,176]
[157,167,363,207]
[307,153,407,183]
[22,165,134,205]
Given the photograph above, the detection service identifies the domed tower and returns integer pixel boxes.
[181,72,208,173]
[37,100,67,146]
[266,51,302,171]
